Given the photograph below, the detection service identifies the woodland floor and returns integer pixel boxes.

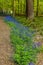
[0,17,14,65]
[0,17,43,65]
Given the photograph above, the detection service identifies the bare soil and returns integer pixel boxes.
[33,32,43,65]
[0,18,14,65]
[35,53,43,65]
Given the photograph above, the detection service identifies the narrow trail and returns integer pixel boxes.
[36,53,43,65]
[34,33,43,65]
[0,18,14,65]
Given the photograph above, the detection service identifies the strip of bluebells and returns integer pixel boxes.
[4,16,42,65]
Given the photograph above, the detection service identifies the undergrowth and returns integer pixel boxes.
[15,16,43,35]
[4,16,43,65]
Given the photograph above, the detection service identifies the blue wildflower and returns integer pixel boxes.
[29,62,34,65]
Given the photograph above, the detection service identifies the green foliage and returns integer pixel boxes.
[0,0,43,16]
[5,17,43,65]
[15,16,43,35]
[14,0,26,14]
[5,16,43,65]
[37,45,43,53]
[0,0,12,14]
[7,22,38,65]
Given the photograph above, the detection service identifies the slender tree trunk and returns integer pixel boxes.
[12,0,15,17]
[36,0,39,16]
[26,0,34,19]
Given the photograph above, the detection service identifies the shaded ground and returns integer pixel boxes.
[0,17,14,65]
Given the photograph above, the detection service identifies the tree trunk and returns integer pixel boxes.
[12,0,15,17]
[36,0,39,16]
[26,0,34,19]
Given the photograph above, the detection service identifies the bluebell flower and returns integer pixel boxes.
[35,42,41,47]
[29,62,34,65]
[33,42,41,49]
[5,16,35,43]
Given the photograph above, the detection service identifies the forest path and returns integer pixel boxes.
[36,53,43,65]
[34,33,43,65]
[0,17,14,65]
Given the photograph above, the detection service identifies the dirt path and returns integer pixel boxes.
[35,53,43,65]
[33,33,43,65]
[0,18,14,65]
